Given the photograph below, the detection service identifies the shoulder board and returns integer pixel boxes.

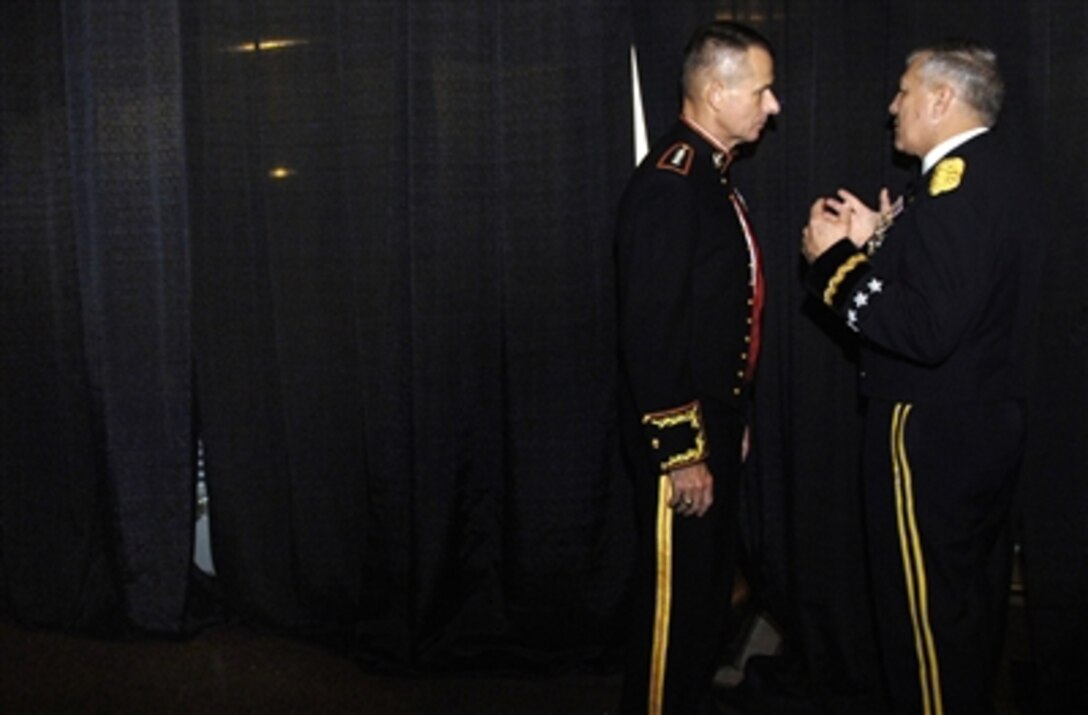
[655,142,695,176]
[929,156,966,197]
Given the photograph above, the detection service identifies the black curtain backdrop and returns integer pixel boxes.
[2,0,1085,707]
[1,0,192,634]
[182,0,635,668]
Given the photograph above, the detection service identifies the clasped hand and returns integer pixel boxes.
[801,188,892,263]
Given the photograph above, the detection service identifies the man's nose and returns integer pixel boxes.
[766,90,781,115]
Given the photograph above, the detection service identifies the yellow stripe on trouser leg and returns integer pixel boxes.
[891,403,944,715]
[648,475,674,715]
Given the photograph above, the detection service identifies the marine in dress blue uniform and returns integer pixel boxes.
[802,41,1045,714]
[616,21,779,715]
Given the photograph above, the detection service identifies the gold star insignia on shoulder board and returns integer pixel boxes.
[656,142,694,176]
[929,157,966,196]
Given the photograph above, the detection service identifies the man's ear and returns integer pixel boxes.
[704,78,723,111]
[929,82,955,119]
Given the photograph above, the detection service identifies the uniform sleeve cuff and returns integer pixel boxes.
[641,400,709,473]
[805,239,873,312]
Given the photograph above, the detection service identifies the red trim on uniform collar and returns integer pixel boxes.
[679,115,732,158]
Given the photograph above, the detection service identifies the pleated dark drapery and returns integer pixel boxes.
[1,0,193,633]
[3,0,636,658]
[183,0,634,666]
[2,0,1085,706]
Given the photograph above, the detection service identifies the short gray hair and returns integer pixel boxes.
[909,40,1005,126]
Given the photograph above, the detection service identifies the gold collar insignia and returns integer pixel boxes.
[929,157,966,197]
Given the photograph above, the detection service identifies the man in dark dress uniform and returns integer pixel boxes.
[802,41,1045,714]
[615,21,779,715]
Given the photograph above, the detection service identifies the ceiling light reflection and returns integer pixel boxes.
[227,38,309,54]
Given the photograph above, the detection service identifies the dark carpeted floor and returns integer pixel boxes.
[0,617,623,714]
[1,599,1034,714]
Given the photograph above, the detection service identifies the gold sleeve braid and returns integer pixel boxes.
[823,253,869,307]
[641,400,709,473]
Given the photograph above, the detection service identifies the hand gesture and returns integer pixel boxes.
[826,188,892,247]
[801,196,852,263]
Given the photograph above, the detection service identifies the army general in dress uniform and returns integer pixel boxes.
[615,21,780,715]
[802,41,1045,714]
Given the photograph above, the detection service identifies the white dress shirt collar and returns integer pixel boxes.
[922,126,989,174]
